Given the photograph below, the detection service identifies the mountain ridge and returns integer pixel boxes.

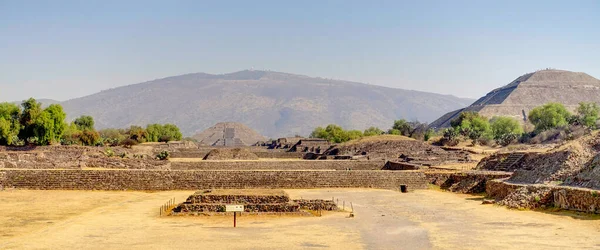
[58,70,474,137]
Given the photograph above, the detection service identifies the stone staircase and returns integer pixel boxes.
[495,153,525,171]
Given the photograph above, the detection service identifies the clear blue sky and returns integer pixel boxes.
[1,0,598,101]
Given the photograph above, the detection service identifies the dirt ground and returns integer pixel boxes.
[0,189,599,250]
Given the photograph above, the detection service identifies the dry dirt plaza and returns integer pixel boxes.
[1,188,598,250]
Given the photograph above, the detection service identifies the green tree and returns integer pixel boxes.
[451,112,491,143]
[44,104,67,141]
[346,130,364,141]
[0,103,21,145]
[392,119,412,136]
[490,117,524,146]
[33,110,55,145]
[145,124,162,142]
[387,129,401,135]
[19,98,43,140]
[310,126,327,139]
[127,125,147,143]
[310,124,363,143]
[363,127,383,136]
[160,124,183,142]
[74,115,95,130]
[575,102,600,128]
[528,103,572,132]
[145,123,183,142]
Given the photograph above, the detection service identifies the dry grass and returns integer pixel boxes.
[197,189,287,196]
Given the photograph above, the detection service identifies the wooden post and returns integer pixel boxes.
[343,201,345,211]
[351,202,354,213]
[234,212,237,227]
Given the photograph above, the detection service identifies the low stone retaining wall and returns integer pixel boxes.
[426,171,512,193]
[0,169,428,191]
[170,160,385,170]
[253,152,305,159]
[487,179,600,213]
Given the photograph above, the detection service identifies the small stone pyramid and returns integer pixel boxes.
[192,122,267,146]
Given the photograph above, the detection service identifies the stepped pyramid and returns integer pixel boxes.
[193,122,267,146]
[430,69,600,128]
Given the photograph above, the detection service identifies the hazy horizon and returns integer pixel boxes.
[1,0,599,101]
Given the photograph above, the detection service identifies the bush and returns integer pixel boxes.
[528,103,572,132]
[574,102,600,128]
[449,112,491,145]
[120,138,139,148]
[156,151,170,160]
[490,117,524,146]
[439,128,460,146]
[363,127,383,136]
[79,130,100,146]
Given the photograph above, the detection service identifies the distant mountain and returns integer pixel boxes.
[61,70,474,137]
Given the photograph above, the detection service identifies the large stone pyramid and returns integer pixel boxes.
[429,69,600,128]
[192,122,267,146]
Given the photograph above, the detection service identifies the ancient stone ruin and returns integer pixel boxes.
[192,122,267,147]
[430,69,600,128]
[171,189,338,215]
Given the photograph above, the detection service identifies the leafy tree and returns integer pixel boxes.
[145,124,162,142]
[392,119,412,136]
[490,117,523,146]
[575,102,600,128]
[310,124,363,143]
[363,127,383,136]
[310,126,327,139]
[33,110,55,145]
[74,115,95,130]
[44,104,67,141]
[145,123,183,142]
[19,98,43,140]
[346,130,364,141]
[160,124,183,142]
[387,129,401,135]
[528,103,572,132]
[0,103,21,145]
[451,112,491,143]
[127,125,147,143]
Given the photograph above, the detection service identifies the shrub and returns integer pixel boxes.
[79,130,100,146]
[392,119,412,136]
[574,102,600,128]
[528,103,571,132]
[439,128,460,146]
[363,127,384,136]
[120,138,139,148]
[156,151,170,160]
[104,147,115,157]
[490,117,524,146]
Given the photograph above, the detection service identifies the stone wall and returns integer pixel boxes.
[168,150,304,159]
[487,179,600,213]
[170,160,385,170]
[426,171,512,193]
[0,169,428,191]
